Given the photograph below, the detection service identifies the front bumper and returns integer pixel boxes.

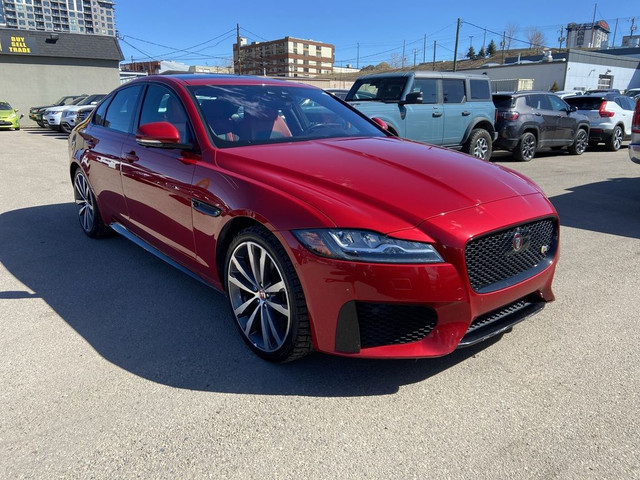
[283,193,558,359]
[44,113,62,128]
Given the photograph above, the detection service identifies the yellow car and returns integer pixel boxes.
[0,101,22,130]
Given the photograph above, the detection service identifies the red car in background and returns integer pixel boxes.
[68,74,559,363]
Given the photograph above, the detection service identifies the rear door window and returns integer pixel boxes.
[442,79,466,103]
[469,79,491,100]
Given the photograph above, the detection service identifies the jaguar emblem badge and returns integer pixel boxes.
[513,232,524,252]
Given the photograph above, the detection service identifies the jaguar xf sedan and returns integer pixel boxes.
[68,74,559,362]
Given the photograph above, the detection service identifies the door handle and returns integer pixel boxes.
[122,151,139,163]
[462,111,471,116]
[535,112,542,116]
[432,112,443,118]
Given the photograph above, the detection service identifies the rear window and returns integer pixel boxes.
[492,95,515,109]
[564,97,605,110]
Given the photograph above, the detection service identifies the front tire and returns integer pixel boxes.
[225,226,312,362]
[464,129,492,160]
[569,128,588,155]
[606,125,623,151]
[73,169,108,238]
[513,132,536,162]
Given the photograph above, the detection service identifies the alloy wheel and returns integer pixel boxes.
[227,240,291,353]
[73,172,95,233]
[473,137,489,159]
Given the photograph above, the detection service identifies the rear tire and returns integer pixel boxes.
[464,129,492,160]
[569,128,588,155]
[513,132,536,162]
[73,169,109,238]
[606,125,623,151]
[225,226,313,363]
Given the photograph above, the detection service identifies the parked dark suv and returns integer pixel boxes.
[493,91,590,161]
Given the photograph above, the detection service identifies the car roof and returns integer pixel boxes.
[355,71,489,80]
[492,90,557,97]
[130,74,318,89]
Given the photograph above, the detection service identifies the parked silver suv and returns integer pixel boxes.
[564,93,637,151]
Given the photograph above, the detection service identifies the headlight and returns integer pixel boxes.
[293,229,443,264]
[8,112,16,119]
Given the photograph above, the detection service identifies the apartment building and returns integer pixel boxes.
[0,0,116,36]
[233,36,334,77]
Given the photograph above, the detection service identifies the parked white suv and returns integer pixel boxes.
[564,93,637,151]
[629,98,640,165]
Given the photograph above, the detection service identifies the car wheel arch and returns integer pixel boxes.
[462,119,495,144]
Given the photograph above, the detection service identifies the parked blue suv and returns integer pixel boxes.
[345,72,496,160]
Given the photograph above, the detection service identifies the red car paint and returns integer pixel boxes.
[69,74,559,361]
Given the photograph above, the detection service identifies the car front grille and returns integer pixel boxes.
[465,218,557,293]
[76,111,91,122]
[356,302,438,348]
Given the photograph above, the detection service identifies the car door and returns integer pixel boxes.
[119,83,199,266]
[81,85,144,224]
[526,94,558,145]
[548,94,576,144]
[441,78,468,146]
[404,77,444,145]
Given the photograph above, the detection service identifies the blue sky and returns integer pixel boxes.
[116,1,639,67]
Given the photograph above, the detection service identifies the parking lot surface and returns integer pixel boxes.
[1,129,639,479]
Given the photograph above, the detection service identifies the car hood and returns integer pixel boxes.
[216,137,544,233]
[45,105,69,113]
[0,109,15,119]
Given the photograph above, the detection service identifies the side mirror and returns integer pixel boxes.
[371,117,389,130]
[402,91,423,105]
[135,122,191,149]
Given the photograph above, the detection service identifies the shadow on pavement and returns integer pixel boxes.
[1,203,497,397]
[549,176,640,239]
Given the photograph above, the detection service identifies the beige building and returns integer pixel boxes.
[233,36,334,77]
[566,21,610,49]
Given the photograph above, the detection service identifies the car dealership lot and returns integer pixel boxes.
[1,129,638,478]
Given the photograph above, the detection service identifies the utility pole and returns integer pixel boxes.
[357,42,360,69]
[482,28,487,50]
[236,23,242,75]
[423,34,427,64]
[631,17,637,38]
[558,26,566,49]
[590,3,597,48]
[432,40,436,71]
[413,49,417,68]
[453,18,461,72]
[500,31,506,64]
[612,19,619,47]
[402,40,406,68]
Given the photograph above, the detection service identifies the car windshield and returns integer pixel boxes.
[0,102,12,111]
[189,84,386,147]
[345,77,408,102]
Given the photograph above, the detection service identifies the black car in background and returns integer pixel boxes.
[493,91,590,161]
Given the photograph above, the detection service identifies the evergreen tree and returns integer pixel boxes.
[466,46,476,60]
[486,40,497,57]
[477,47,486,58]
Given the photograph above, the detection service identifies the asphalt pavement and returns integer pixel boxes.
[1,128,638,479]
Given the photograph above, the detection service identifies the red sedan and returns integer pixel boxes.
[69,74,559,362]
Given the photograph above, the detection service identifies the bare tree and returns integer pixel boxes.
[527,29,546,49]
[505,23,518,50]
